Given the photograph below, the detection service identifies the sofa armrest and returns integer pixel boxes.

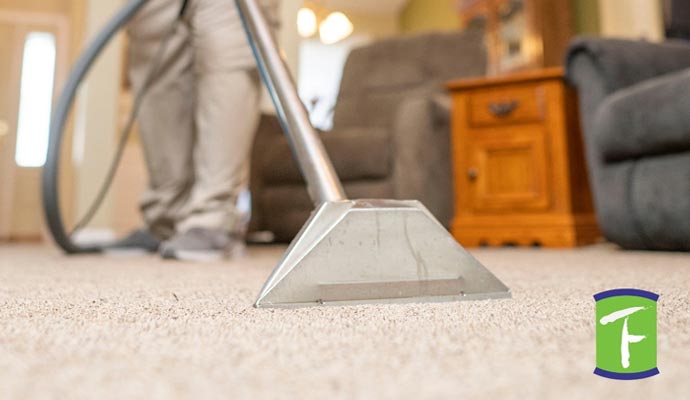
[566,36,690,94]
[565,37,690,178]
[391,93,454,227]
[595,68,690,162]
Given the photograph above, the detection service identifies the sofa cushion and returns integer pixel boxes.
[333,86,434,129]
[334,30,486,129]
[260,127,391,184]
[339,30,486,96]
[338,35,433,95]
[595,68,690,162]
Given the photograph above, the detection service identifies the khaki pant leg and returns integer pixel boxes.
[176,0,262,233]
[127,0,195,239]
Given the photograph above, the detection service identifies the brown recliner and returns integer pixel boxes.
[250,30,487,242]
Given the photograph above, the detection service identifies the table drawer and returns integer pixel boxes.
[468,84,546,127]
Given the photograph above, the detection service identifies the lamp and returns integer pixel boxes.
[297,2,353,44]
[319,12,353,44]
[297,7,317,37]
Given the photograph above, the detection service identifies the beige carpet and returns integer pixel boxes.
[0,243,689,399]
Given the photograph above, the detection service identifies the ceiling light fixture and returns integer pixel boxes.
[296,2,353,45]
[297,7,318,38]
[319,12,354,45]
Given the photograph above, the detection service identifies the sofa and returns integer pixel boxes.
[566,37,690,251]
[249,30,487,241]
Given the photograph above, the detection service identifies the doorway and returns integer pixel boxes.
[0,10,69,241]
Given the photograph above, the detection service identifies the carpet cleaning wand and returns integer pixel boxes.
[43,0,509,308]
[235,0,510,307]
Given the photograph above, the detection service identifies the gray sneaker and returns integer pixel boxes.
[103,229,162,256]
[159,228,245,262]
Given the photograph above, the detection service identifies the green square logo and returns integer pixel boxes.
[594,289,659,380]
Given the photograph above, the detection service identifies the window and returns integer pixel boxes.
[15,32,57,168]
[298,35,369,131]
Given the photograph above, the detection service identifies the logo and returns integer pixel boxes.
[594,289,659,380]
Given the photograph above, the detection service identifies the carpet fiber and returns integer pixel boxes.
[1,244,689,399]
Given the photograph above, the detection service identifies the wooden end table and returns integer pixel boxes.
[446,67,600,247]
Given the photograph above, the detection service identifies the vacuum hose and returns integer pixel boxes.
[41,0,199,254]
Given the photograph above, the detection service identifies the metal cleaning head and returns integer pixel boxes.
[255,199,510,308]
[237,0,510,308]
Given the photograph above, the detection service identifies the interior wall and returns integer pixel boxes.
[0,0,73,14]
[401,0,602,35]
[573,0,600,34]
[260,0,303,112]
[400,0,663,39]
[279,0,302,77]
[598,0,664,40]
[400,0,460,33]
[349,11,400,38]
[72,0,123,235]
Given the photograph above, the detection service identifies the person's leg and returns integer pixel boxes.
[160,0,284,260]
[127,0,196,240]
[175,0,262,235]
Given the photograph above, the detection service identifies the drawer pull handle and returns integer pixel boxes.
[467,167,479,181]
[488,100,520,117]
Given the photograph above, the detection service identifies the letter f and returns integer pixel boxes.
[600,307,647,369]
